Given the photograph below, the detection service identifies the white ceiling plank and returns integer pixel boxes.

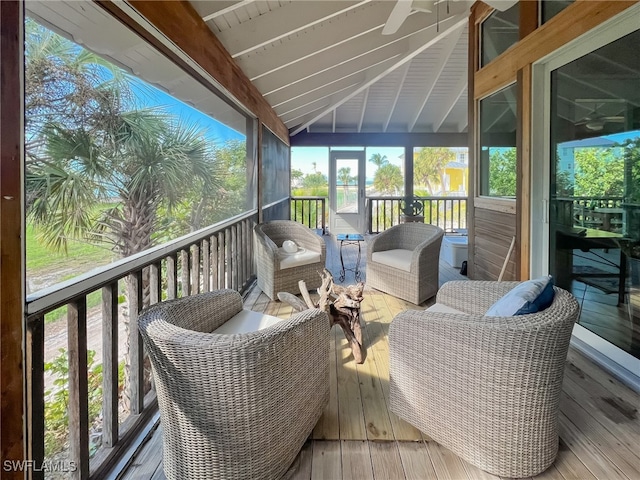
[278,83,362,119]
[268,54,401,110]
[256,39,407,97]
[240,0,470,80]
[283,103,332,127]
[383,63,411,132]
[290,14,469,136]
[431,76,467,132]
[358,87,371,132]
[408,23,464,132]
[202,0,255,22]
[274,75,366,112]
[216,1,371,58]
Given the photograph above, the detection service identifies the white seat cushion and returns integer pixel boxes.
[425,303,466,315]
[212,309,283,334]
[371,249,413,272]
[278,247,322,270]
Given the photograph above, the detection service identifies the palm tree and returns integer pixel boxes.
[373,164,403,195]
[369,153,388,168]
[413,147,455,195]
[338,166,354,203]
[25,18,130,166]
[27,112,217,257]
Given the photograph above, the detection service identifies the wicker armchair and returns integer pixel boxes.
[389,281,580,478]
[254,220,326,300]
[366,222,444,304]
[138,290,330,480]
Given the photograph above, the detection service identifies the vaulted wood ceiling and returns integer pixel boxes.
[190,0,473,137]
[27,0,476,139]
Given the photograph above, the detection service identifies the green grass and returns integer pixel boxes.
[26,224,115,273]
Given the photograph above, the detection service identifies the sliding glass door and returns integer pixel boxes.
[539,22,640,367]
[531,7,640,380]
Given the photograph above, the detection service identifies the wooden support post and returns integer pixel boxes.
[1,1,25,476]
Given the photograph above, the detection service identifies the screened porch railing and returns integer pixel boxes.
[291,196,327,234]
[25,211,258,479]
[367,196,468,234]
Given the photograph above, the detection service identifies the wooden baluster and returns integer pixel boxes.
[218,231,226,289]
[225,228,232,289]
[202,238,210,292]
[166,254,177,300]
[67,297,89,478]
[212,235,219,290]
[180,250,190,296]
[149,262,161,304]
[127,272,144,415]
[191,244,200,295]
[102,282,119,448]
[26,316,45,480]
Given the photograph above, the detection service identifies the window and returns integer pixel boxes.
[480,3,520,67]
[25,17,253,288]
[478,83,518,197]
[548,28,640,359]
[541,0,574,24]
[365,147,405,196]
[413,147,468,195]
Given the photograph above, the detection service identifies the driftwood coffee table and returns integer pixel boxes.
[278,268,365,363]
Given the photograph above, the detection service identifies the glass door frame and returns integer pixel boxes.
[329,149,366,235]
[530,4,640,386]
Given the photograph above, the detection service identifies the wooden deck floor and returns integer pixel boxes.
[121,235,640,480]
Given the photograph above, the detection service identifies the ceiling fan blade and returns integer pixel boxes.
[482,0,519,12]
[382,0,413,35]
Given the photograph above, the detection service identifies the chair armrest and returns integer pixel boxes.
[367,228,396,259]
[291,225,326,256]
[411,230,444,272]
[139,289,243,336]
[436,280,520,315]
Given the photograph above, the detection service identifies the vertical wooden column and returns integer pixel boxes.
[467,5,480,280]
[257,121,264,224]
[0,0,25,476]
[516,65,532,279]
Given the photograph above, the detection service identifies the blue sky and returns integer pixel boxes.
[291,146,405,179]
[130,78,245,145]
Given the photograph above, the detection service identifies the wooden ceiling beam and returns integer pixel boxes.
[113,0,289,143]
[383,62,411,132]
[271,55,401,114]
[290,14,469,136]
[216,1,371,58]
[408,23,465,132]
[358,87,371,132]
[262,45,404,102]
[432,73,467,132]
[202,0,254,22]
[242,0,470,81]
[279,84,361,121]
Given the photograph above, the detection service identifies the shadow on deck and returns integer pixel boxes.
[120,233,639,480]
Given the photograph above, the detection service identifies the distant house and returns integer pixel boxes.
[443,148,469,194]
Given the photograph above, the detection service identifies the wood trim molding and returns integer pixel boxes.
[472,1,494,25]
[516,65,531,280]
[474,197,517,214]
[0,1,25,475]
[519,0,538,40]
[98,0,289,144]
[474,0,638,99]
[467,12,478,279]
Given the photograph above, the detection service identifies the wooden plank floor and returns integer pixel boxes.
[121,235,640,480]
